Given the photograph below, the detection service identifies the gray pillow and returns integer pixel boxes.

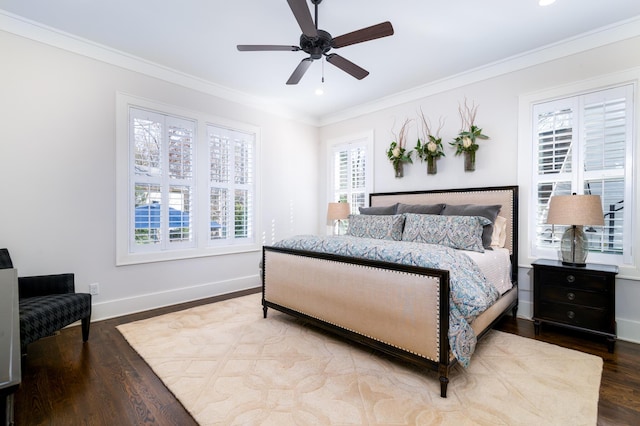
[441,204,501,248]
[359,203,398,215]
[396,203,445,215]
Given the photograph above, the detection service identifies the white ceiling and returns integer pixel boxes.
[2,0,640,122]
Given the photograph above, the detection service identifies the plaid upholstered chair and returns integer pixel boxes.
[0,249,92,355]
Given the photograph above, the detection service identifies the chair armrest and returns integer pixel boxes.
[18,273,75,299]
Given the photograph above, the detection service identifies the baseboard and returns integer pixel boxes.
[617,318,640,345]
[517,300,533,320]
[90,275,261,321]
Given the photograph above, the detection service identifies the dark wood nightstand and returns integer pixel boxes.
[532,258,618,352]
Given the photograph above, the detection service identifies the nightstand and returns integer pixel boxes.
[532,258,618,352]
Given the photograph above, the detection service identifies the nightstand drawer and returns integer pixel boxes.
[536,268,608,292]
[532,259,618,352]
[539,285,608,308]
[538,301,610,331]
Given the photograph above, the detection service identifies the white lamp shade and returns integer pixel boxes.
[546,195,604,226]
[327,202,351,221]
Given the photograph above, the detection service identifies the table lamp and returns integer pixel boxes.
[327,202,350,235]
[546,194,604,267]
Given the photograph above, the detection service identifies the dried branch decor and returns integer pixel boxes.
[387,118,413,178]
[450,98,489,171]
[415,108,445,175]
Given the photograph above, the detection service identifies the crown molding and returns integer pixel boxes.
[0,9,320,126]
[318,15,640,126]
[2,9,638,129]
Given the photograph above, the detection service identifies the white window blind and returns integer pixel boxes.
[130,108,195,252]
[207,125,255,245]
[121,99,259,263]
[333,143,367,213]
[532,85,633,263]
[327,133,372,235]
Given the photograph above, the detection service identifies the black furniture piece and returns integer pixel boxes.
[0,266,20,426]
[532,258,618,352]
[0,249,92,356]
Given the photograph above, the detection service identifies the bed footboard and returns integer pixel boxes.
[262,246,453,396]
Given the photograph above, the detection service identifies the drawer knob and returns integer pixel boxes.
[567,310,575,319]
[566,275,576,283]
[566,292,576,301]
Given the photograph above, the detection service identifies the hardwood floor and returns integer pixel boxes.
[13,289,640,425]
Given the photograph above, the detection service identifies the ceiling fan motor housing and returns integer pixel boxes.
[300,29,332,59]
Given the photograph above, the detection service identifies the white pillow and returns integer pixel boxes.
[490,215,507,248]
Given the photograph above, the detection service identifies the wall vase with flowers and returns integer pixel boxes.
[450,98,489,172]
[387,118,413,178]
[415,110,445,175]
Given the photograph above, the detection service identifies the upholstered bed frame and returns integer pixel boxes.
[262,185,518,397]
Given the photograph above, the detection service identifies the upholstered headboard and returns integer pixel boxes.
[370,186,518,283]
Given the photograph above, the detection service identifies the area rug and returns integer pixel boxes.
[117,293,602,425]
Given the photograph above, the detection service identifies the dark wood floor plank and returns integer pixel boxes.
[13,289,640,425]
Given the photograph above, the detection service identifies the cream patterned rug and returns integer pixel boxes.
[117,293,602,425]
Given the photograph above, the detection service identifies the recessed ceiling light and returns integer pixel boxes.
[539,0,556,6]
[315,88,324,96]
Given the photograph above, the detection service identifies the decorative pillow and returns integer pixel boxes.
[491,215,508,248]
[346,214,405,240]
[396,203,445,215]
[359,203,398,215]
[401,213,490,253]
[441,204,501,248]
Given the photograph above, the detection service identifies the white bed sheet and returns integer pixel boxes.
[465,247,513,295]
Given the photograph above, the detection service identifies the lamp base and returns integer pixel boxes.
[560,225,588,267]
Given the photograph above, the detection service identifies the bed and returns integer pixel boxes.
[261,185,518,398]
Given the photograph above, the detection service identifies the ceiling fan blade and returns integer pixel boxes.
[325,54,369,80]
[286,58,314,85]
[287,0,318,37]
[237,45,300,52]
[331,21,394,49]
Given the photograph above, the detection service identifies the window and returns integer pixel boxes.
[331,132,371,202]
[117,94,259,265]
[531,84,634,265]
[207,125,254,244]
[329,132,373,212]
[130,108,195,251]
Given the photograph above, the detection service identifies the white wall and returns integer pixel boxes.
[2,22,639,344]
[0,30,319,320]
[319,36,640,343]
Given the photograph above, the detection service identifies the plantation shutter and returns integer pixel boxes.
[166,116,194,246]
[208,125,255,244]
[581,90,627,255]
[532,85,632,260]
[130,107,195,251]
[333,143,367,213]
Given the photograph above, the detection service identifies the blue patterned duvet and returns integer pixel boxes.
[273,235,500,367]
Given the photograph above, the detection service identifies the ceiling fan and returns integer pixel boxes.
[237,0,394,85]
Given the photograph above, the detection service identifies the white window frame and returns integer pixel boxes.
[518,69,639,278]
[326,131,374,230]
[129,107,196,253]
[116,93,261,265]
[206,124,256,247]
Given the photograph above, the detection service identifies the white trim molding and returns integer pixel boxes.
[0,9,319,126]
[2,9,639,128]
[90,275,260,321]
